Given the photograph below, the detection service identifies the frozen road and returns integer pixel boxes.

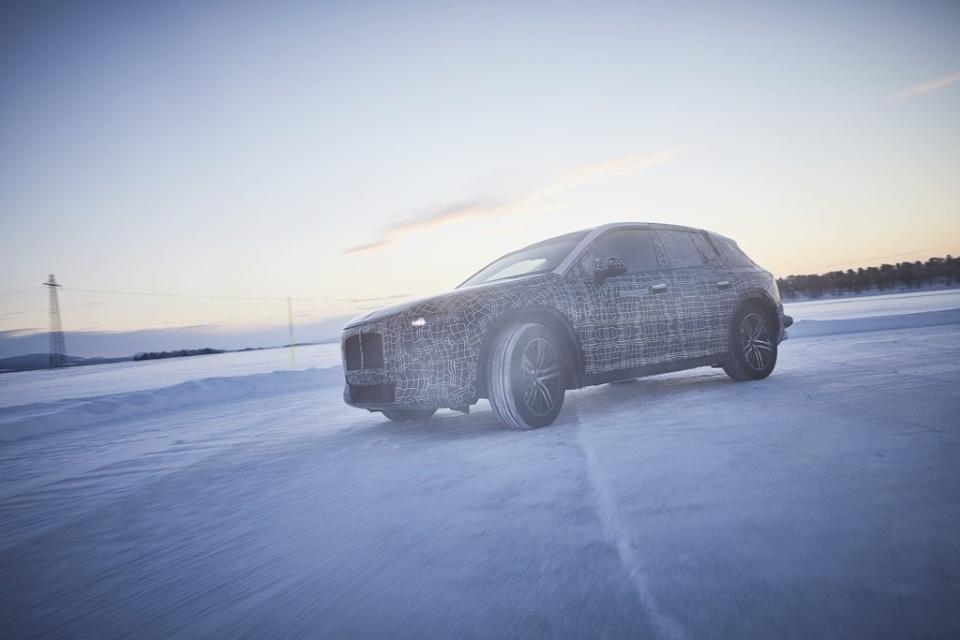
[2,292,960,638]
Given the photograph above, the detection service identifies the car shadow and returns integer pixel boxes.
[351,367,741,441]
[344,404,508,443]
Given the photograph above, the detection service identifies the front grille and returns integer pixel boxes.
[343,332,384,371]
[350,383,395,404]
[361,333,384,368]
[344,335,362,370]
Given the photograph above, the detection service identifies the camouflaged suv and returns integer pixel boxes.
[342,223,792,429]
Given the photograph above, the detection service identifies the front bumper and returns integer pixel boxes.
[341,318,479,410]
[779,313,793,342]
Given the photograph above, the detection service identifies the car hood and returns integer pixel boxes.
[343,273,555,329]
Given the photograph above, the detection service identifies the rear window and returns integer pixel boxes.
[714,236,755,267]
[692,232,720,262]
[656,231,703,268]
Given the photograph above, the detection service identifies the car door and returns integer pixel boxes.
[709,234,759,346]
[578,228,680,375]
[654,229,727,357]
[697,232,740,353]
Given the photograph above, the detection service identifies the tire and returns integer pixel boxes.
[488,323,566,430]
[382,407,437,422]
[723,302,778,381]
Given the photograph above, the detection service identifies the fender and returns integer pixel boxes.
[733,288,781,335]
[475,305,585,397]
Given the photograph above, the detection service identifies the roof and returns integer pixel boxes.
[553,221,726,274]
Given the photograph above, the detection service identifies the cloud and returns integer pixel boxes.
[342,239,394,255]
[385,197,508,235]
[536,153,675,194]
[0,328,43,336]
[893,70,960,99]
[343,150,676,254]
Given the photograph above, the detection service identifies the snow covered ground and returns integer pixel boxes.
[0,342,343,409]
[787,287,960,320]
[2,290,959,638]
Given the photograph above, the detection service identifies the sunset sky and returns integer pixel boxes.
[1,1,958,338]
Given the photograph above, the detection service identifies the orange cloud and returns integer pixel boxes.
[342,239,393,255]
[894,70,960,99]
[342,150,676,255]
[385,197,508,235]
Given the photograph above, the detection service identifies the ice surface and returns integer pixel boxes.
[1,289,958,637]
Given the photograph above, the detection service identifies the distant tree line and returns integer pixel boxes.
[777,255,960,300]
[133,348,225,361]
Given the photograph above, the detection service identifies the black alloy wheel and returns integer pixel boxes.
[723,303,778,381]
[488,323,566,429]
[740,312,775,372]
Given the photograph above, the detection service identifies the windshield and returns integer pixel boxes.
[459,231,589,287]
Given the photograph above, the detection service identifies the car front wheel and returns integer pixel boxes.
[723,302,778,381]
[488,323,566,430]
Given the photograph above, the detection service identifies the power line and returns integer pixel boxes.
[0,287,40,298]
[60,286,345,303]
[0,289,44,302]
[61,286,286,301]
[794,240,960,274]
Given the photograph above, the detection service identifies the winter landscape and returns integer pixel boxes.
[4,1,960,637]
[2,289,958,638]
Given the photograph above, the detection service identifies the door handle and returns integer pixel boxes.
[717,281,732,290]
[650,283,668,293]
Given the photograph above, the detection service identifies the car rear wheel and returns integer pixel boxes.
[488,323,566,430]
[723,302,777,381]
[382,407,437,422]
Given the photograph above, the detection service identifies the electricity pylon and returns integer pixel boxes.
[287,297,296,369]
[43,274,67,368]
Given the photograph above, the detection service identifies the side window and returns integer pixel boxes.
[595,230,660,274]
[576,244,596,277]
[656,231,703,268]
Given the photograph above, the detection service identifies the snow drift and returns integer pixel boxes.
[789,308,960,338]
[0,366,344,443]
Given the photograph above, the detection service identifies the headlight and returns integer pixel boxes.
[408,312,458,328]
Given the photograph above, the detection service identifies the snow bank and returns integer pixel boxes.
[0,366,344,443]
[0,342,342,410]
[789,308,960,339]
[784,288,960,321]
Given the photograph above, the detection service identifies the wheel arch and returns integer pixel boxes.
[734,291,780,337]
[476,305,583,398]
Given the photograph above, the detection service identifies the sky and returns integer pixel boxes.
[1,0,959,350]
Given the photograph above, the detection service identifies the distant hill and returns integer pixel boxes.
[133,348,225,361]
[0,353,130,374]
[0,314,353,360]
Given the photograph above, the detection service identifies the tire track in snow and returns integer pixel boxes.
[573,413,687,640]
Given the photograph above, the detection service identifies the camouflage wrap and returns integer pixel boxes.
[342,223,785,410]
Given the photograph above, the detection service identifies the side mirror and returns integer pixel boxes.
[594,257,627,282]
